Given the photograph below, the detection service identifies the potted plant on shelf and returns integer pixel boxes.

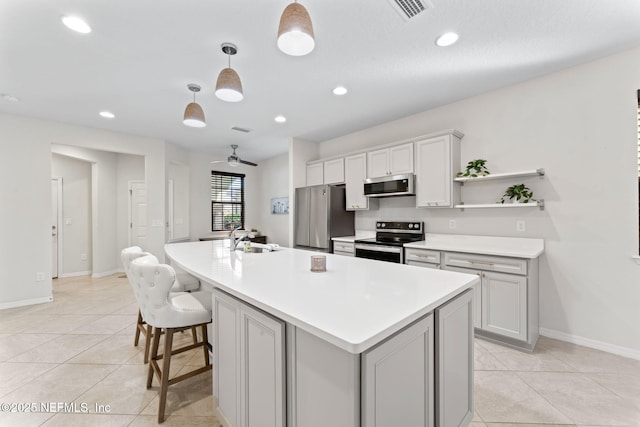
[499,184,535,204]
[457,159,491,177]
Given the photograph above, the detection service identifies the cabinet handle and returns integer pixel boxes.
[470,260,494,266]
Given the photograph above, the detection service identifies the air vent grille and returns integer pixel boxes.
[387,0,433,21]
[231,126,252,133]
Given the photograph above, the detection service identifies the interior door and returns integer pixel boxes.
[129,181,147,249]
[51,178,61,278]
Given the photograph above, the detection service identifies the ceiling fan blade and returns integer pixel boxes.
[210,159,225,164]
[239,159,258,167]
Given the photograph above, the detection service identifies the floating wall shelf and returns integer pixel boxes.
[454,168,545,184]
[454,200,545,211]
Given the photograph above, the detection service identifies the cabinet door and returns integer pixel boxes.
[415,135,460,208]
[345,153,369,210]
[435,289,473,427]
[367,148,390,178]
[482,271,527,341]
[212,290,242,427]
[333,241,355,255]
[442,266,482,329]
[306,163,323,186]
[240,304,286,427]
[324,158,345,184]
[362,314,434,427]
[389,143,414,174]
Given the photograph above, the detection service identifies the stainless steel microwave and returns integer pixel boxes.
[364,174,415,197]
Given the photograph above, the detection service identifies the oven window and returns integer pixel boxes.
[355,248,401,263]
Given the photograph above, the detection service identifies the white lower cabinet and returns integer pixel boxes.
[407,247,539,351]
[362,315,435,427]
[435,289,474,427]
[333,241,355,256]
[213,289,285,427]
[481,271,527,341]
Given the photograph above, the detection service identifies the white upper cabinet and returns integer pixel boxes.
[345,153,377,210]
[323,158,345,184]
[415,131,463,208]
[307,159,344,186]
[367,142,414,178]
[306,163,323,186]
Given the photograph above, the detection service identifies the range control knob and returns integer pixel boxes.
[376,222,381,228]
[381,223,386,228]
[413,223,420,229]
[408,223,413,229]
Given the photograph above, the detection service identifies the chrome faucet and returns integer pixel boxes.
[230,227,255,251]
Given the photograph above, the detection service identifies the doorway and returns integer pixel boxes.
[129,180,147,249]
[51,177,62,278]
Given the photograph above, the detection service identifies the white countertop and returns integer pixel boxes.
[165,240,478,354]
[332,230,375,243]
[404,233,544,258]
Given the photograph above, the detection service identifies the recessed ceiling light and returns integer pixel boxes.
[435,32,459,47]
[99,111,115,119]
[333,86,348,96]
[274,115,287,123]
[61,15,92,34]
[1,93,19,102]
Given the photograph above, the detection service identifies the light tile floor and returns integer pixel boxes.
[0,274,639,426]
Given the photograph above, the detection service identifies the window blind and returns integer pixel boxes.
[211,171,245,231]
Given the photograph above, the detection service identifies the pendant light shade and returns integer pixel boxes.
[183,84,206,128]
[215,43,244,102]
[277,2,315,56]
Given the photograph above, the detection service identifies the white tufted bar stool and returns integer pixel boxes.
[121,246,201,363]
[131,255,212,423]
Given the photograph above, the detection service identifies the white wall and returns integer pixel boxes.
[0,113,167,308]
[314,47,640,357]
[51,153,92,276]
[257,153,290,246]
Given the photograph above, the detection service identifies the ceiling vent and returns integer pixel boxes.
[387,0,433,21]
[231,126,252,133]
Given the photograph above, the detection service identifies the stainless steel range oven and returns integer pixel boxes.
[354,221,424,264]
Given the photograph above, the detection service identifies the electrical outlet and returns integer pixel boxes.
[449,219,456,230]
[36,272,45,281]
[81,253,87,261]
[516,220,526,232]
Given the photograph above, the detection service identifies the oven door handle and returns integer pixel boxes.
[354,244,402,253]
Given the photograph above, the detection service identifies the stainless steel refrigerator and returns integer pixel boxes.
[294,185,355,252]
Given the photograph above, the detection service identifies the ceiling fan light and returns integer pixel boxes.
[227,157,240,167]
[277,3,315,56]
[215,68,244,102]
[183,102,206,127]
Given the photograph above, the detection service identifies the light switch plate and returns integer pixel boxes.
[516,220,526,232]
[449,219,456,230]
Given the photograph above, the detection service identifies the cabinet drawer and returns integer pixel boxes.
[333,241,355,254]
[444,252,527,275]
[405,248,441,265]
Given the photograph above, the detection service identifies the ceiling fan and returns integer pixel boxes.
[211,144,258,167]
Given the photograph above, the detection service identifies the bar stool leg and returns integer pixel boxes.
[202,325,210,365]
[147,327,162,389]
[134,310,144,346]
[158,328,174,424]
[144,324,153,364]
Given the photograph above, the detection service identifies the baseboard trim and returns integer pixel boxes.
[60,271,92,278]
[540,327,640,361]
[0,296,53,310]
[91,269,120,279]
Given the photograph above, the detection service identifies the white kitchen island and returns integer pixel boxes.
[165,240,479,427]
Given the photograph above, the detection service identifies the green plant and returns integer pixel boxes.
[457,159,490,177]
[499,184,535,204]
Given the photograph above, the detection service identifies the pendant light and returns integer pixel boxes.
[215,43,244,102]
[277,2,315,56]
[183,84,206,128]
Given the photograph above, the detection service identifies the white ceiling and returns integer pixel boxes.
[2,0,640,162]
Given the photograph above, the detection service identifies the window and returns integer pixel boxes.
[211,171,245,231]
